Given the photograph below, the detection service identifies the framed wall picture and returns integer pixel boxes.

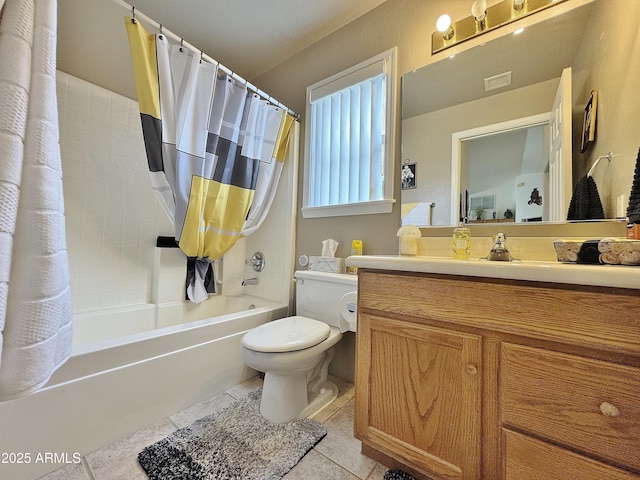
[580,90,598,152]
[401,162,417,189]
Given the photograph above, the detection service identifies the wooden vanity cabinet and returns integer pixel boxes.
[355,312,482,479]
[354,269,640,480]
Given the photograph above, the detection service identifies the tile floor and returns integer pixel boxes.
[39,375,392,480]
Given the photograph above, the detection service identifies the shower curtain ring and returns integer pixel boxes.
[131,6,136,24]
[159,24,163,40]
[179,38,184,52]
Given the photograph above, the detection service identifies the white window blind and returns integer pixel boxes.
[302,48,397,218]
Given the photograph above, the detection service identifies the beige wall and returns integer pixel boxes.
[253,0,627,261]
[58,0,628,261]
[572,0,640,218]
[253,0,510,259]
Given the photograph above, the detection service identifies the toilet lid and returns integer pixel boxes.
[241,316,331,353]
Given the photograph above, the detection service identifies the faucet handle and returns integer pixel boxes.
[245,252,265,272]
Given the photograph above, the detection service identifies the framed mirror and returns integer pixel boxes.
[453,113,551,224]
[401,0,640,227]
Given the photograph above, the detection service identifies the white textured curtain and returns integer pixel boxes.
[241,97,294,236]
[0,0,73,400]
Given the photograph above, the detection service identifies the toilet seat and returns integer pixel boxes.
[241,316,330,353]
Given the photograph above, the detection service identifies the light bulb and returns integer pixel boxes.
[436,14,451,32]
[436,14,454,40]
[471,0,487,21]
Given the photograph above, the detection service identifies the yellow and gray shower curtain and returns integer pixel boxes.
[125,18,293,302]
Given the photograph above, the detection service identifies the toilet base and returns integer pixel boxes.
[260,372,339,423]
[299,380,338,419]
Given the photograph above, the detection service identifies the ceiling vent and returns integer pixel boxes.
[484,71,512,92]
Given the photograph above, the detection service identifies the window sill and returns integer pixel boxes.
[301,199,395,218]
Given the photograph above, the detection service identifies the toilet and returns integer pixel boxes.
[241,270,357,423]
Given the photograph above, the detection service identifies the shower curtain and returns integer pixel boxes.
[0,0,73,400]
[126,18,293,302]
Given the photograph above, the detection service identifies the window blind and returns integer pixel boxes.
[308,73,386,208]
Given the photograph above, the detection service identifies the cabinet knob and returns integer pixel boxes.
[465,364,478,376]
[599,402,620,417]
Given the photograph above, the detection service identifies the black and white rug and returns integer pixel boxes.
[138,389,326,480]
[384,469,418,480]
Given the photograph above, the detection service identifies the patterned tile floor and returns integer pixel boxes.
[40,375,391,480]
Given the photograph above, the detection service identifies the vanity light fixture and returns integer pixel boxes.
[432,0,567,54]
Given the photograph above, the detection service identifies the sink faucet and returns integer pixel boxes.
[242,277,258,286]
[488,233,511,261]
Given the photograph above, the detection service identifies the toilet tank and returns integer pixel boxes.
[294,270,357,329]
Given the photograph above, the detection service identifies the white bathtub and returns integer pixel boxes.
[0,295,288,479]
[51,295,287,384]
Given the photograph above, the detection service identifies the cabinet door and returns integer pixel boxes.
[355,313,482,480]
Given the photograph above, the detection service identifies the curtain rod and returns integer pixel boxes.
[111,0,298,118]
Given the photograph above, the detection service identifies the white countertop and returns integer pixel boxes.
[346,255,640,290]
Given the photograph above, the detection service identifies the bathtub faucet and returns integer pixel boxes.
[242,277,258,286]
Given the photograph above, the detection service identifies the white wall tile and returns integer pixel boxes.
[58,70,161,313]
[57,70,296,332]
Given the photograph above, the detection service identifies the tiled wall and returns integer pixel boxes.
[56,71,296,317]
[56,71,173,312]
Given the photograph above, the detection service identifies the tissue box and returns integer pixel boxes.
[308,256,345,273]
[553,238,640,265]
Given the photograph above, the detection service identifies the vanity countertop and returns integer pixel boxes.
[346,255,639,290]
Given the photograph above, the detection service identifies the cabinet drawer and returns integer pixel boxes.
[358,270,640,356]
[501,343,640,470]
[504,429,640,480]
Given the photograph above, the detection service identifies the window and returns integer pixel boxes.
[302,48,397,218]
[470,195,496,211]
[469,194,496,220]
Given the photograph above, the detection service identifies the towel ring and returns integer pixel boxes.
[587,152,613,177]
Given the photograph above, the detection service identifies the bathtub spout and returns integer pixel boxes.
[242,277,258,286]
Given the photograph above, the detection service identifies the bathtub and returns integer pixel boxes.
[0,295,288,479]
[51,295,287,384]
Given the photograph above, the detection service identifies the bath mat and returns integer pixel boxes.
[383,470,418,480]
[138,389,326,480]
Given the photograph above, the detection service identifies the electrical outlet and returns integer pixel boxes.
[616,194,627,218]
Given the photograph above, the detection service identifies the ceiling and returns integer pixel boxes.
[402,1,595,119]
[57,0,388,99]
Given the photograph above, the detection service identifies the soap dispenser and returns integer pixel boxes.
[452,222,471,260]
[488,233,511,261]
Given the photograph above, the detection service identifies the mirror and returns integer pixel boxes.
[401,0,640,227]
[457,115,550,224]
